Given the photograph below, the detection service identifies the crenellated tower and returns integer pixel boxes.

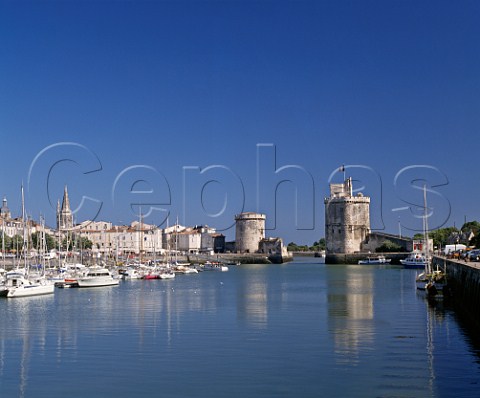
[324,177,370,254]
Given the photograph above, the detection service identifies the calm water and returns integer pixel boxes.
[1,257,480,398]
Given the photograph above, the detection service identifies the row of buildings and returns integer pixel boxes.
[0,187,287,259]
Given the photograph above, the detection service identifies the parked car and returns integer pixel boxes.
[467,249,480,261]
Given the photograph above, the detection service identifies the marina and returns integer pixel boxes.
[1,1,479,397]
[1,257,480,397]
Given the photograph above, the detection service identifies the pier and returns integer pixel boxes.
[432,255,480,327]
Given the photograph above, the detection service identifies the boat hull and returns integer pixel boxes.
[7,284,55,298]
[400,260,427,269]
[77,277,119,287]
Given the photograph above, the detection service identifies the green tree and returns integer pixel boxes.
[77,236,93,250]
[375,239,404,253]
[0,234,11,252]
[462,221,480,235]
[10,234,23,253]
[429,227,459,248]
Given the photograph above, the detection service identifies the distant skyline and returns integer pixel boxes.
[1,0,479,243]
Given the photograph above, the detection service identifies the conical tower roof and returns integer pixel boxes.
[61,185,71,212]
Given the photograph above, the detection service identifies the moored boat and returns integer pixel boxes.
[4,270,55,298]
[401,253,429,269]
[203,262,229,272]
[358,255,391,265]
[77,266,119,288]
[413,185,447,298]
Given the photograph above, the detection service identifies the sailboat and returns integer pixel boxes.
[414,185,446,297]
[3,185,55,298]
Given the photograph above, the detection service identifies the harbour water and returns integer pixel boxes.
[1,257,480,397]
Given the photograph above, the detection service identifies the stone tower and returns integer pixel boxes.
[324,177,370,254]
[57,186,74,230]
[0,197,11,219]
[235,212,266,253]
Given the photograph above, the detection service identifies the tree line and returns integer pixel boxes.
[287,239,326,252]
[0,232,93,253]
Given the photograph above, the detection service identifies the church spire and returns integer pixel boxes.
[61,185,70,212]
[57,186,73,230]
[0,196,11,219]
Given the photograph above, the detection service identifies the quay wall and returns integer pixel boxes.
[326,252,409,265]
[432,256,480,326]
[290,251,325,257]
[187,253,288,264]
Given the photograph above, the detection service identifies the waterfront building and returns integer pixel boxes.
[259,237,289,257]
[324,177,370,254]
[174,225,224,254]
[447,230,475,246]
[76,221,162,257]
[0,218,22,238]
[211,233,226,253]
[235,212,266,253]
[177,229,202,254]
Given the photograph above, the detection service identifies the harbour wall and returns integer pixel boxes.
[432,256,480,327]
[188,252,293,264]
[326,252,409,265]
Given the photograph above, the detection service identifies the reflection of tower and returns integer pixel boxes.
[57,186,73,230]
[235,212,266,253]
[327,266,374,364]
[324,177,370,254]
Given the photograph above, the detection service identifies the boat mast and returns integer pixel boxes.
[1,216,4,268]
[21,184,28,274]
[423,184,430,273]
[40,215,46,277]
[175,215,179,265]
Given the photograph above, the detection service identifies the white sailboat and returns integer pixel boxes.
[414,185,446,297]
[5,186,54,298]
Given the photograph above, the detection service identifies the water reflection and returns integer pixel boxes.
[327,265,374,364]
[237,266,269,329]
[2,264,480,397]
[0,295,53,398]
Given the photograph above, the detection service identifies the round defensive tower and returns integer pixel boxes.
[324,178,370,254]
[235,212,266,253]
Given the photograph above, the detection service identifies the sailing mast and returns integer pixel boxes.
[1,216,4,268]
[423,184,431,273]
[21,184,28,275]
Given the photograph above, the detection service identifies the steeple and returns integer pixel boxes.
[57,186,73,230]
[61,186,70,212]
[0,196,11,219]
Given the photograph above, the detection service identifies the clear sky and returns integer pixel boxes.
[1,0,479,244]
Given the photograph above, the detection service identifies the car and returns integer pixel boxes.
[467,249,480,261]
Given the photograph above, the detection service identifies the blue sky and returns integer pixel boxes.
[1,0,479,243]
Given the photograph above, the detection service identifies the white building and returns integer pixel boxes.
[75,220,163,256]
[177,229,202,253]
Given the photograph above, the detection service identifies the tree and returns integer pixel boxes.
[10,234,23,253]
[78,236,93,250]
[462,221,480,235]
[376,239,404,253]
[429,227,459,248]
[415,227,460,248]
